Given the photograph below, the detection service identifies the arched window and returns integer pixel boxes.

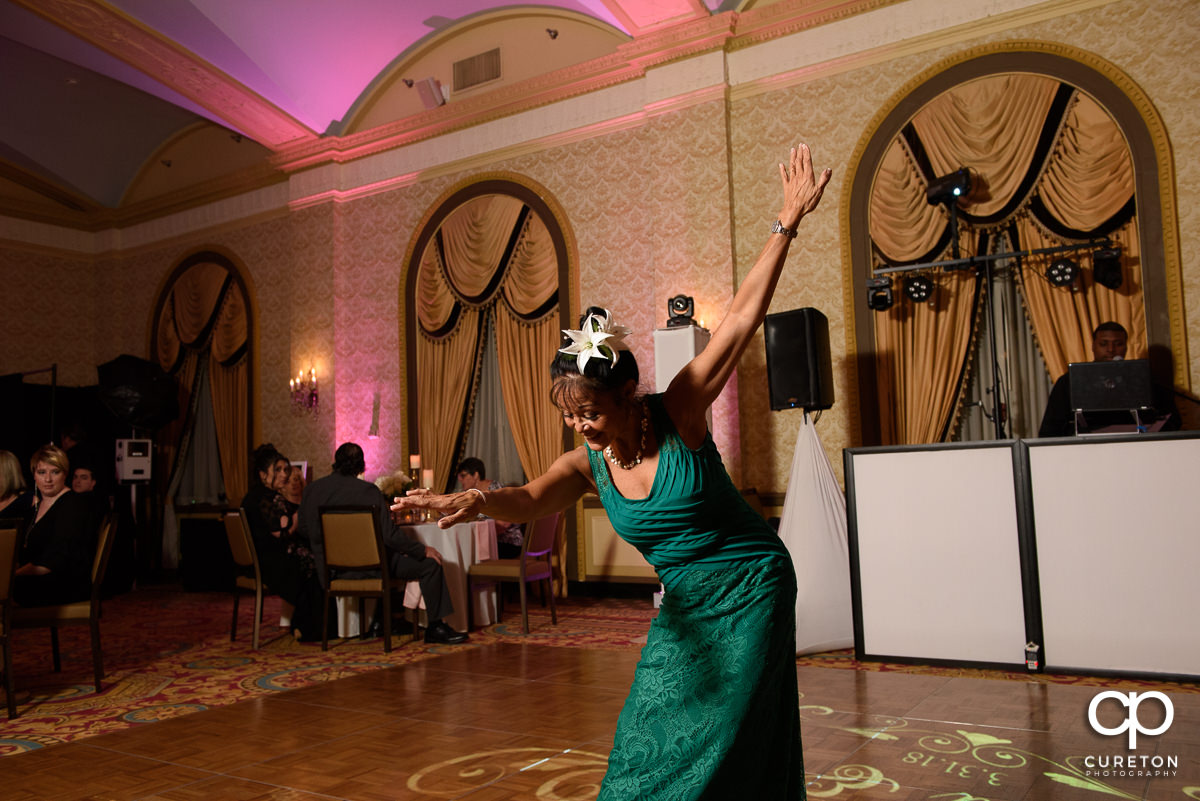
[402,177,574,491]
[847,44,1185,445]
[151,250,253,564]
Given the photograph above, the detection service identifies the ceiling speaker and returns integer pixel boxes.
[417,77,446,109]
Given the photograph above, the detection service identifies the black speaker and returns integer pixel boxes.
[763,308,834,411]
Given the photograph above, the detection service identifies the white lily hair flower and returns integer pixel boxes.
[559,309,631,373]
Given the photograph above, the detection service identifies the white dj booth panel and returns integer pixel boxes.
[1027,437,1200,676]
[848,444,1028,667]
[846,433,1200,680]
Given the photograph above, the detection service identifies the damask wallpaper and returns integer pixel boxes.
[1,0,1197,503]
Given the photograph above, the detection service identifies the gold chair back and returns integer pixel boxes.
[222,509,269,648]
[223,510,257,570]
[320,507,384,571]
[316,505,412,653]
[0,525,17,607]
[90,514,116,592]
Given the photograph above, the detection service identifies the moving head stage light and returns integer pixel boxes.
[926,168,973,206]
[1092,247,1123,290]
[866,277,894,311]
[666,294,695,327]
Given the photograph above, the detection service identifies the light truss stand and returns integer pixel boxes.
[873,227,1113,442]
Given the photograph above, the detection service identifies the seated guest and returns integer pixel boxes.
[267,452,302,538]
[13,445,96,607]
[70,462,111,532]
[272,452,313,629]
[0,449,33,522]
[282,463,305,508]
[298,442,467,644]
[456,457,523,559]
[1039,322,1182,437]
[242,444,327,642]
[71,464,97,494]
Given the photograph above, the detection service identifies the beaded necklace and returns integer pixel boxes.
[604,403,648,470]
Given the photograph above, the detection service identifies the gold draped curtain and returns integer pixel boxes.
[413,194,564,588]
[869,74,1142,443]
[154,259,250,503]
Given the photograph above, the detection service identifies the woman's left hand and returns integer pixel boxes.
[778,143,832,229]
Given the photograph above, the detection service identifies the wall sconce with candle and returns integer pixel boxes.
[290,367,319,415]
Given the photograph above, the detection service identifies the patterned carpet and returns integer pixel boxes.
[0,585,655,755]
[2,585,1195,756]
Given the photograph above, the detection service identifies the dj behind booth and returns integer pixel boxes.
[1038,321,1181,436]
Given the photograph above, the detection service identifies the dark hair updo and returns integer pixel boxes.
[550,306,641,408]
[251,443,283,487]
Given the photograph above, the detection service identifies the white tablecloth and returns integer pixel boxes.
[401,519,497,632]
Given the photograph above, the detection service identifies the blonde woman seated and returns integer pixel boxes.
[14,445,97,607]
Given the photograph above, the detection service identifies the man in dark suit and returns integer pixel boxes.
[297,442,467,644]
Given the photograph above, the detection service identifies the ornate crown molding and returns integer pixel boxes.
[728,0,904,51]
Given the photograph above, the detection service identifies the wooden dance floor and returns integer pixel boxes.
[2,643,1196,800]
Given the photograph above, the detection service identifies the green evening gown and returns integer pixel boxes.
[593,394,805,801]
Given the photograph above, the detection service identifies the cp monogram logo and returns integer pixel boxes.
[1088,691,1174,749]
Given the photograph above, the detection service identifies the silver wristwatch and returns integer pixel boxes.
[771,219,798,238]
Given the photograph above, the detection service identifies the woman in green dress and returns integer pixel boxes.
[394,143,830,799]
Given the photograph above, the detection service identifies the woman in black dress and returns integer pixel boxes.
[14,444,96,607]
[241,444,325,641]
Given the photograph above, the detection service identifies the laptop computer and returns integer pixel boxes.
[1067,359,1162,434]
[1068,359,1153,412]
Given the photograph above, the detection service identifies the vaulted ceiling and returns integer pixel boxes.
[0,0,754,226]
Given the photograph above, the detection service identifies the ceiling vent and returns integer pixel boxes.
[453,48,501,92]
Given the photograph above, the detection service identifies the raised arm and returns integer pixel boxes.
[664,144,830,442]
[390,447,593,529]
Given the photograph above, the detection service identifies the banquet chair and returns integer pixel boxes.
[223,509,272,649]
[1,524,19,718]
[318,505,415,653]
[12,512,116,694]
[467,512,559,634]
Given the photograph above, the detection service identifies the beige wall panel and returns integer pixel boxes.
[0,250,98,387]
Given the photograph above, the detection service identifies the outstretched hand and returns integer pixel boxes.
[778,143,832,229]
[390,488,482,529]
